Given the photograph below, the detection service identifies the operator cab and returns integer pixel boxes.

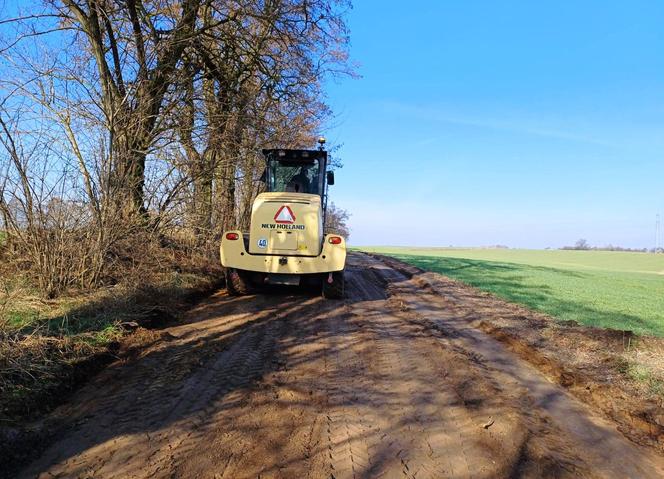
[262,147,334,198]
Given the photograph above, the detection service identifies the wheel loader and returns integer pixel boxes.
[220,138,346,298]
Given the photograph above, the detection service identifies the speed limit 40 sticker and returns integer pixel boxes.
[257,238,268,249]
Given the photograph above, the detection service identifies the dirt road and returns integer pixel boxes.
[17,253,664,478]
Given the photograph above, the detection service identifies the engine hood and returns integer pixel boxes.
[248,192,324,256]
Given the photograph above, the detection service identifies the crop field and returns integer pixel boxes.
[360,247,664,337]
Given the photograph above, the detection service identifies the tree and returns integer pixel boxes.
[325,202,350,239]
[574,238,590,250]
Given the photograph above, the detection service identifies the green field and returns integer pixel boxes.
[360,247,664,337]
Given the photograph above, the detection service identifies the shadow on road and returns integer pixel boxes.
[12,257,397,477]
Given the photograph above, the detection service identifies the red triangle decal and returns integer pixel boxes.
[274,205,296,224]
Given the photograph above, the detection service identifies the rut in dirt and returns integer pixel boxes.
[15,253,664,479]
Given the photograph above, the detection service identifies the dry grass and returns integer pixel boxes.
[621,338,664,397]
[0,234,223,423]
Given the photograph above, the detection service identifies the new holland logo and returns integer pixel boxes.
[274,205,296,224]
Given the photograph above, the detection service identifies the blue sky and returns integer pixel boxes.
[326,1,664,248]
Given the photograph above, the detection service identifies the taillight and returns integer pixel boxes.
[328,236,342,245]
[225,232,239,240]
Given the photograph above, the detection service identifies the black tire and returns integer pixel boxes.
[322,271,345,299]
[225,268,254,296]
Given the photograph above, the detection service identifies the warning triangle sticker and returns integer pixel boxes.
[274,205,296,224]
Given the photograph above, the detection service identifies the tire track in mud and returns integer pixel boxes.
[17,253,664,479]
[325,271,416,478]
[323,311,374,479]
[171,295,336,479]
[343,272,435,478]
[20,297,294,479]
[145,313,287,478]
[132,325,266,477]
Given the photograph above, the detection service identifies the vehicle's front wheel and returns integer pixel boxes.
[322,271,345,299]
[225,268,254,296]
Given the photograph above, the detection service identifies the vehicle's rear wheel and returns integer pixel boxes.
[322,271,345,299]
[225,268,254,296]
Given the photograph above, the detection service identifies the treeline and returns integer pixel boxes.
[0,0,353,298]
[561,239,659,253]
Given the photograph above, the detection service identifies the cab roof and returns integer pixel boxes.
[262,149,327,161]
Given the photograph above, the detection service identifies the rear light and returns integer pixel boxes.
[225,232,240,241]
[328,236,342,245]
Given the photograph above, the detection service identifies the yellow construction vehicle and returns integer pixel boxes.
[220,138,346,298]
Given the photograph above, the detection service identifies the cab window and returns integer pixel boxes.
[268,159,321,194]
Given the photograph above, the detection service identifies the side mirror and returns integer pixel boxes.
[259,168,266,183]
[326,171,335,186]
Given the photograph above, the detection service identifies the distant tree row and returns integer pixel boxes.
[561,239,659,253]
[0,0,354,297]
